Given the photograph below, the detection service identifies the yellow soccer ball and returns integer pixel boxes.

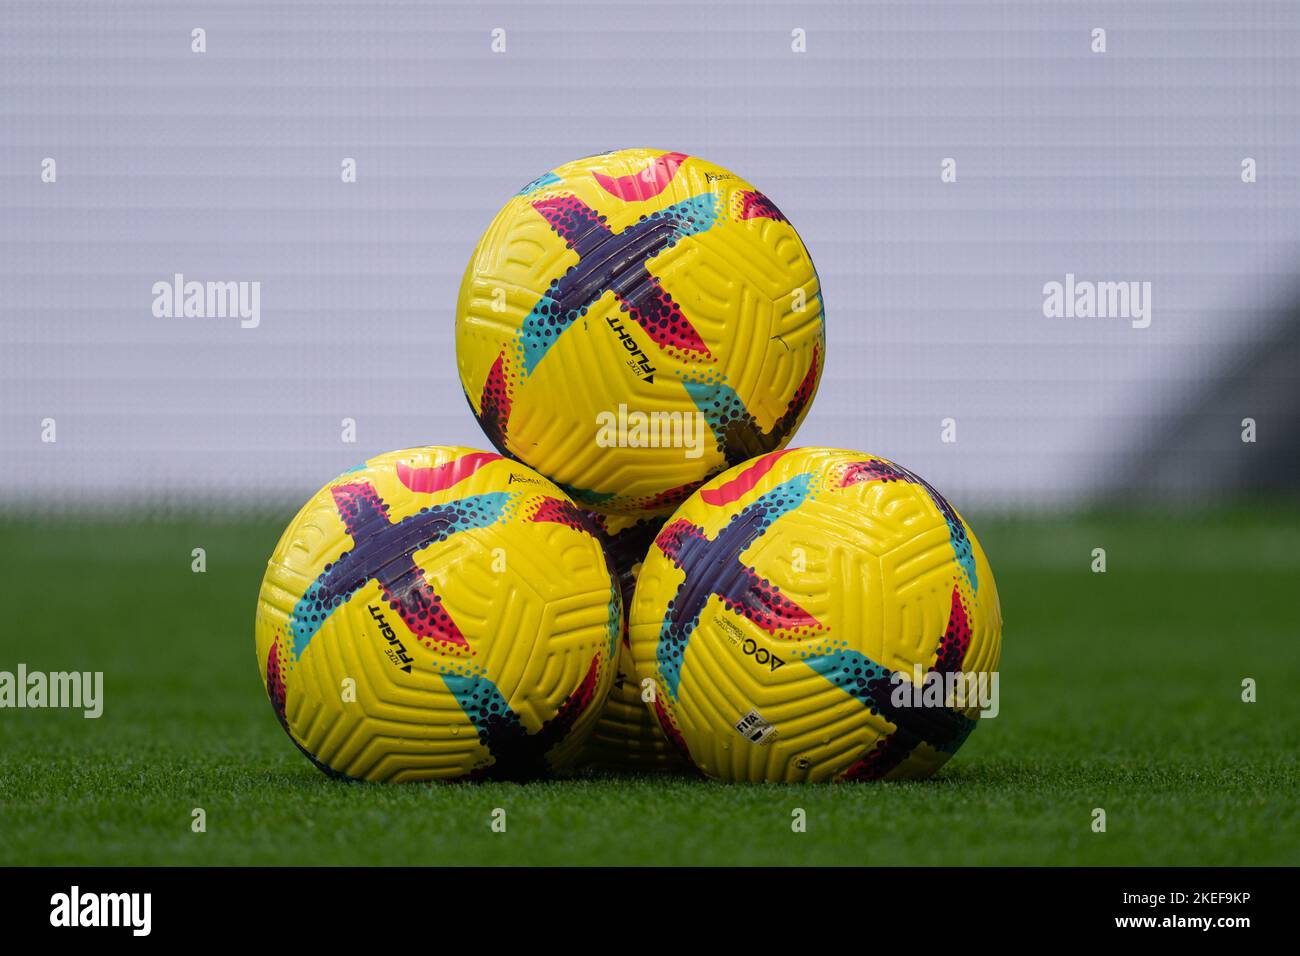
[254,447,619,782]
[628,448,1003,782]
[580,512,692,773]
[456,148,825,518]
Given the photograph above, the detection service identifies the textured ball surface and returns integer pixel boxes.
[628,448,1002,782]
[456,148,824,517]
[254,447,619,782]
[580,512,692,773]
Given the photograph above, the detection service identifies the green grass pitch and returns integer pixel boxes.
[0,506,1295,866]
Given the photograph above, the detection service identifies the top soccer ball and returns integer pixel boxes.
[456,148,825,517]
[628,447,1002,783]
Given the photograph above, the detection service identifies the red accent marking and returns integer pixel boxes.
[531,195,608,249]
[652,695,694,766]
[653,518,705,560]
[397,453,501,494]
[613,278,711,356]
[624,480,701,515]
[593,152,689,201]
[478,351,514,451]
[934,586,972,675]
[536,654,603,749]
[840,586,973,781]
[531,496,596,535]
[722,567,824,635]
[737,190,788,222]
[700,450,791,506]
[840,731,918,781]
[265,638,287,723]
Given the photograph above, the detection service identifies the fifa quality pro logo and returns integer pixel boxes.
[735,708,777,744]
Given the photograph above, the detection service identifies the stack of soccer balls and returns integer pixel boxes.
[254,149,1002,783]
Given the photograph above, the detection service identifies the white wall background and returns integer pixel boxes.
[2,1,1298,513]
